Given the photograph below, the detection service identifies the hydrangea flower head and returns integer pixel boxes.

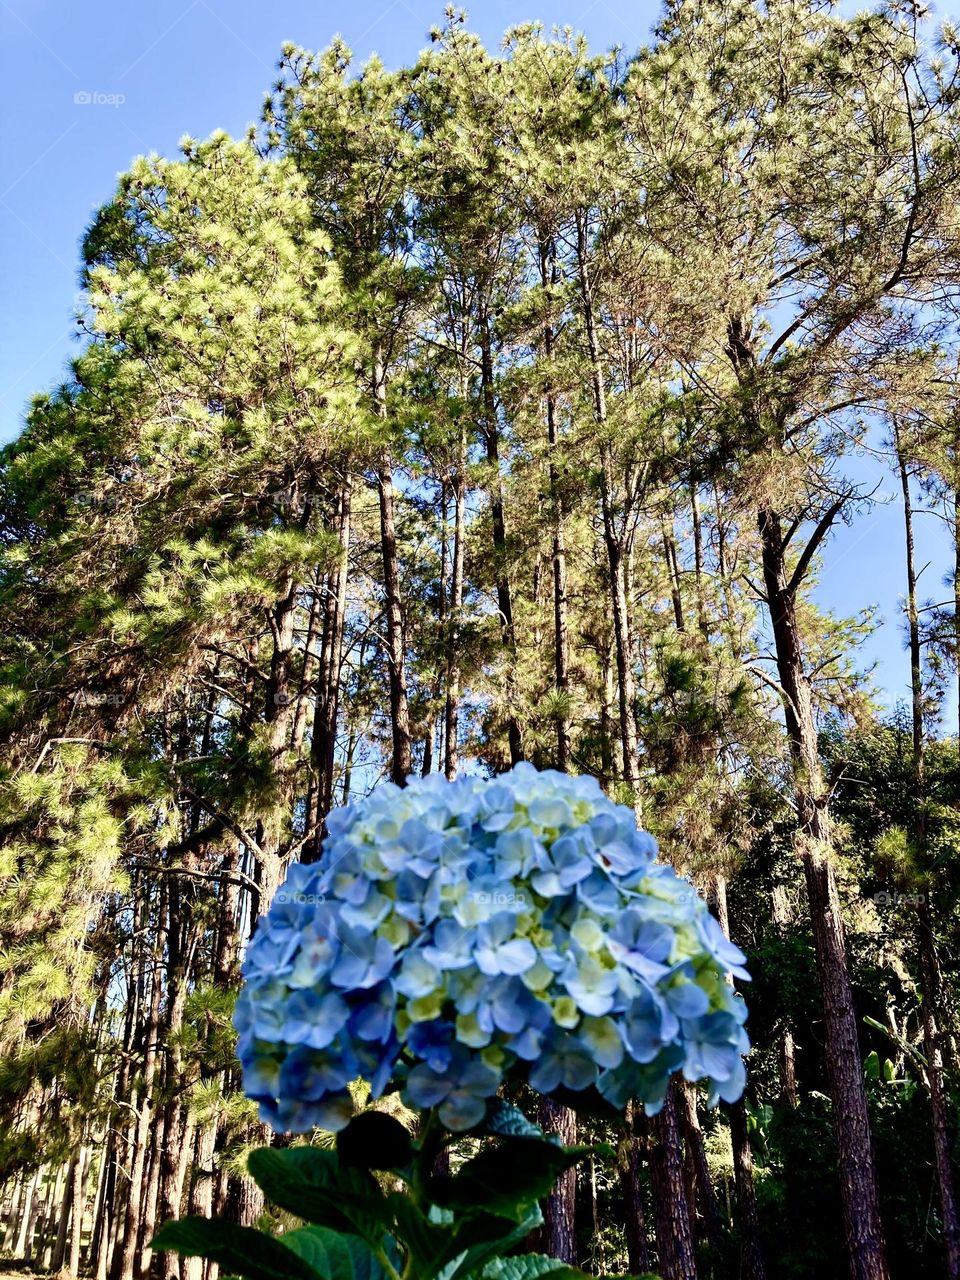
[234,765,750,1132]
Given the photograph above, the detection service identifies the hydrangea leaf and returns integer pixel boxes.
[389,1196,458,1276]
[480,1098,545,1140]
[150,1218,325,1280]
[438,1210,544,1280]
[430,1138,603,1221]
[279,1226,387,1280]
[394,1200,542,1280]
[247,1148,391,1243]
[477,1256,660,1280]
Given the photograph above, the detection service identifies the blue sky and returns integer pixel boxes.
[1,0,959,727]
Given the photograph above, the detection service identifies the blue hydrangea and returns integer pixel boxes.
[234,764,751,1132]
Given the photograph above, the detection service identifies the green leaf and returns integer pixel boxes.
[150,1218,323,1280]
[477,1256,660,1280]
[390,1195,453,1276]
[439,1211,543,1280]
[480,1099,543,1140]
[247,1148,392,1244]
[280,1226,387,1280]
[337,1111,414,1172]
[391,1195,541,1280]
[430,1139,600,1222]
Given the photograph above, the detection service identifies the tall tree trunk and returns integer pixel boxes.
[770,885,799,1106]
[421,480,449,777]
[478,309,523,766]
[115,890,165,1280]
[371,342,412,786]
[307,483,352,846]
[577,1156,599,1272]
[14,1167,41,1259]
[138,1112,164,1277]
[537,1096,577,1264]
[67,1148,90,1277]
[51,1157,76,1273]
[678,1084,723,1252]
[3,1176,25,1254]
[662,519,685,633]
[916,902,960,1279]
[712,874,767,1279]
[599,644,616,791]
[378,449,412,786]
[254,578,301,909]
[540,237,571,771]
[91,1139,115,1280]
[648,1083,698,1280]
[575,213,641,809]
[186,1119,219,1280]
[690,480,710,639]
[444,438,466,780]
[758,504,889,1280]
[954,420,960,747]
[290,582,322,762]
[619,1102,651,1275]
[728,1101,767,1280]
[71,1150,89,1275]
[39,1162,65,1269]
[896,430,960,1280]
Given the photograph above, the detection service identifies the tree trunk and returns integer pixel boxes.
[662,519,685,633]
[38,1162,64,1269]
[377,456,413,788]
[115,898,165,1280]
[577,1156,599,1272]
[91,1141,115,1280]
[575,212,641,810]
[896,431,960,1279]
[540,237,571,772]
[70,1148,91,1277]
[917,900,960,1279]
[712,874,768,1278]
[727,1100,767,1280]
[619,1102,651,1275]
[307,483,352,846]
[537,1095,577,1264]
[678,1083,723,1252]
[771,884,799,1106]
[479,309,523,766]
[648,1084,698,1280]
[954,420,960,747]
[3,1176,25,1254]
[690,480,710,639]
[138,1111,165,1276]
[253,578,301,910]
[444,441,466,780]
[759,504,889,1280]
[14,1167,41,1259]
[186,1118,218,1280]
[51,1157,76,1273]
